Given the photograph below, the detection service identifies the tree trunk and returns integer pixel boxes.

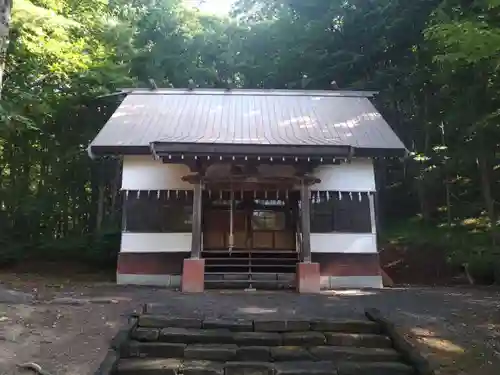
[96,184,105,233]
[0,0,12,98]
[477,153,496,243]
[441,122,452,230]
[110,159,122,221]
[477,132,496,244]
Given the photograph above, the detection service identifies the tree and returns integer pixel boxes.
[0,0,12,97]
[0,0,498,278]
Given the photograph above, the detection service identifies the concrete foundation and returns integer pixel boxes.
[296,262,320,294]
[181,258,205,293]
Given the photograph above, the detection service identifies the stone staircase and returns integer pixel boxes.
[109,313,417,375]
[203,249,299,290]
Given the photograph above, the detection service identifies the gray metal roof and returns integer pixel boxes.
[90,89,405,156]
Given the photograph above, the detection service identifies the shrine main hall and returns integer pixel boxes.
[88,88,405,293]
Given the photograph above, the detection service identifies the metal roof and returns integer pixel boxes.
[89,89,406,157]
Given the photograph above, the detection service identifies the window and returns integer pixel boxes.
[252,210,286,231]
[310,192,372,233]
[310,200,335,233]
[124,190,193,233]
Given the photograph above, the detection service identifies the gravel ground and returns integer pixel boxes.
[0,278,499,375]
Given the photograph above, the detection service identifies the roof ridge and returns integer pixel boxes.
[116,88,378,98]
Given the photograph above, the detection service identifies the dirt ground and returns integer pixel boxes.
[0,274,499,375]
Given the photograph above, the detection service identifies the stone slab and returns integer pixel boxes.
[274,361,337,375]
[184,344,238,361]
[309,346,401,362]
[325,332,392,348]
[232,332,282,346]
[224,362,274,375]
[124,341,186,358]
[336,361,414,375]
[277,273,295,281]
[0,287,34,304]
[270,346,315,361]
[94,349,118,375]
[183,360,224,375]
[131,328,160,342]
[117,274,180,287]
[235,346,271,362]
[253,321,310,332]
[160,328,233,344]
[116,358,182,375]
[251,273,277,281]
[203,319,253,332]
[282,332,325,346]
[310,320,381,334]
[139,315,202,329]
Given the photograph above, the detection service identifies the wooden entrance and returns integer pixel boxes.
[203,193,297,251]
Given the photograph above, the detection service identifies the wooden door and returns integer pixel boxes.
[203,204,297,250]
[251,209,296,250]
[203,209,249,249]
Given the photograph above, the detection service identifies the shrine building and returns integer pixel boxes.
[88,88,406,293]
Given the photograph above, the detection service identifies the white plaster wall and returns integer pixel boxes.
[121,233,191,253]
[122,156,375,192]
[121,155,193,190]
[311,159,375,192]
[311,233,377,254]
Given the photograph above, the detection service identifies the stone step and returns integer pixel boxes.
[204,279,294,284]
[204,280,295,289]
[204,273,295,281]
[336,361,415,375]
[205,266,297,274]
[205,264,297,268]
[202,249,298,254]
[131,325,390,346]
[310,320,382,334]
[112,311,418,375]
[115,358,414,375]
[309,346,401,362]
[123,341,400,363]
[116,358,182,375]
[204,258,298,263]
[136,316,381,335]
[325,333,392,348]
[139,316,203,329]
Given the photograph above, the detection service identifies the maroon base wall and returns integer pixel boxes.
[116,252,381,286]
[117,252,189,275]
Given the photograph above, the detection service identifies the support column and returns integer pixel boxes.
[191,182,203,259]
[297,181,320,294]
[300,183,312,263]
[228,187,234,252]
[368,192,377,234]
[182,182,205,293]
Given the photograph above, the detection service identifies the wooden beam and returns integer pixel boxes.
[300,182,312,263]
[182,174,320,187]
[190,183,203,259]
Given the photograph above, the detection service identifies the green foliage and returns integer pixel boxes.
[0,0,498,275]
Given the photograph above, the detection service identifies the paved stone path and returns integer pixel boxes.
[113,313,413,375]
[0,285,499,374]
